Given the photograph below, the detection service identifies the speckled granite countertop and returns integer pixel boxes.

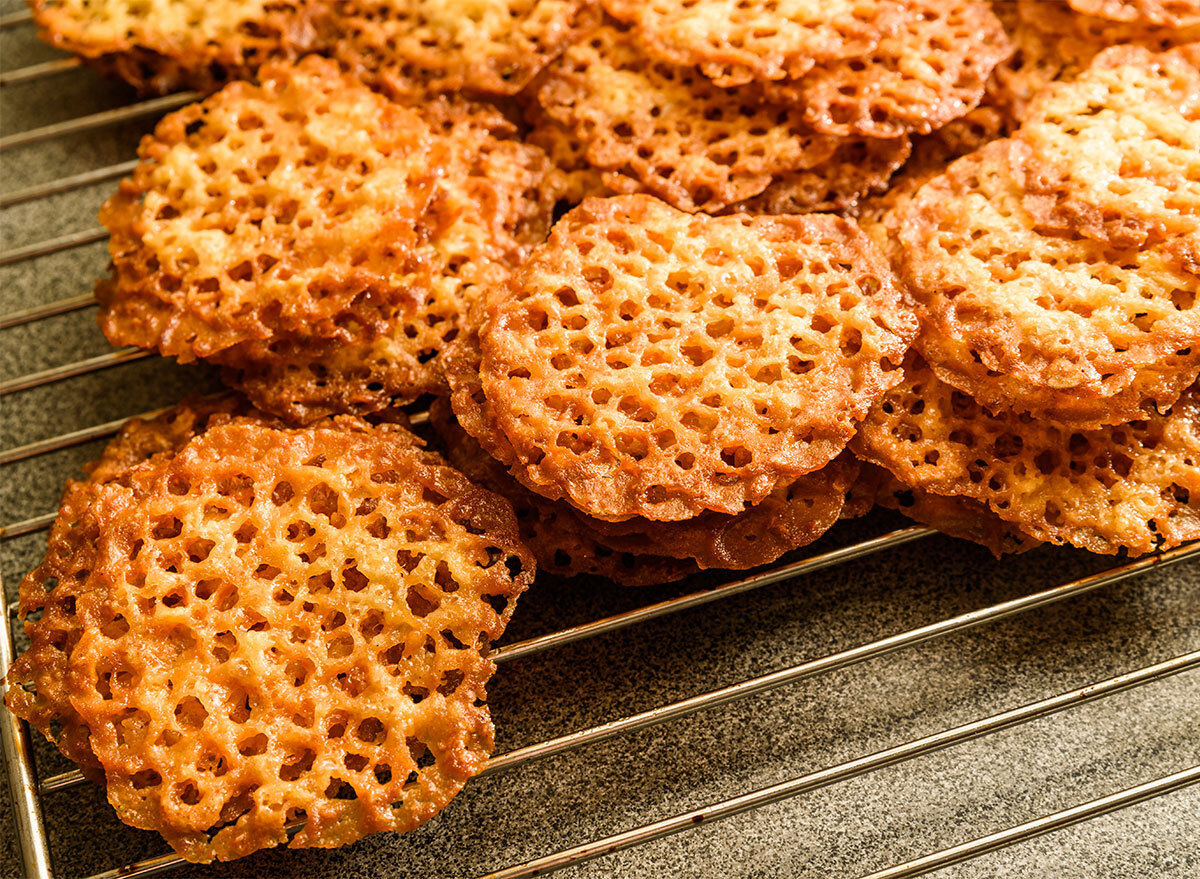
[1,5,1198,877]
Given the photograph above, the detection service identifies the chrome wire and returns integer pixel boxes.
[0,160,138,209]
[0,409,162,466]
[0,9,33,27]
[491,525,932,664]
[0,574,53,879]
[37,770,83,795]
[862,764,1200,879]
[486,541,1200,775]
[88,850,183,879]
[0,92,198,152]
[0,57,81,88]
[0,348,152,397]
[481,649,1200,879]
[0,513,57,540]
[0,294,96,331]
[0,227,107,266]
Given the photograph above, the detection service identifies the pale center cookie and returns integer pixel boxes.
[892,45,1200,430]
[602,0,908,87]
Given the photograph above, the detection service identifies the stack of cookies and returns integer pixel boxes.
[859,42,1200,556]
[437,194,918,579]
[856,0,1200,226]
[990,0,1200,123]
[8,0,1200,866]
[29,0,596,96]
[98,56,555,423]
[530,1,1011,213]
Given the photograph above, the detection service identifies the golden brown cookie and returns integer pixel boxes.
[862,463,1040,556]
[601,0,908,87]
[522,511,700,584]
[894,132,1200,428]
[62,419,532,861]
[473,195,917,521]
[727,135,912,215]
[855,104,1010,263]
[429,399,697,585]
[530,67,902,215]
[524,103,613,205]
[1016,44,1200,250]
[5,397,274,776]
[989,0,1104,123]
[98,57,440,363]
[853,354,1200,555]
[30,0,320,93]
[442,301,524,474]
[581,453,861,569]
[988,0,1200,123]
[759,0,1011,138]
[908,103,1011,168]
[840,460,882,521]
[1068,0,1200,27]
[433,397,856,572]
[535,21,840,212]
[329,0,596,98]
[223,99,555,423]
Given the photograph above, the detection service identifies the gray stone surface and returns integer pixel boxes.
[1,9,1197,878]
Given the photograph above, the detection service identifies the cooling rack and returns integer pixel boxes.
[2,8,1199,878]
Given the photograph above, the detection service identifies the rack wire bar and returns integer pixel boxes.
[0,92,198,152]
[862,764,1200,879]
[0,160,138,209]
[491,525,932,664]
[480,649,1200,879]
[0,226,107,266]
[88,851,181,879]
[36,770,81,795]
[85,825,304,879]
[0,294,95,330]
[0,512,56,540]
[484,540,1200,775]
[0,8,32,27]
[0,408,161,466]
[0,577,53,879]
[0,348,152,396]
[0,57,81,88]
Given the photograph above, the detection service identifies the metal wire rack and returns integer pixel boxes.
[1,13,1199,879]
